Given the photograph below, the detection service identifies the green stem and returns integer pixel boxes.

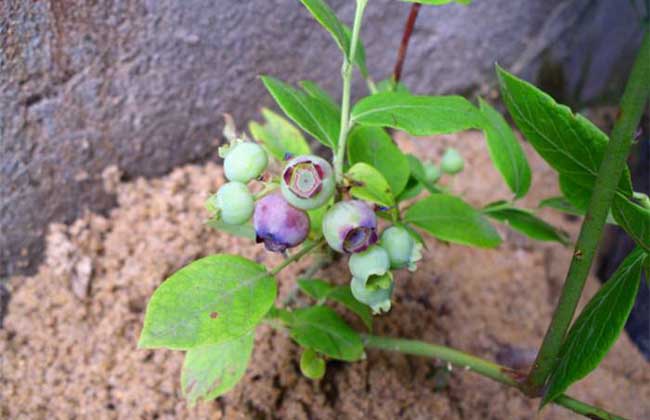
[333,0,368,183]
[525,28,650,393]
[269,240,325,276]
[363,335,628,420]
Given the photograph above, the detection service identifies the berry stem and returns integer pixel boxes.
[269,240,325,276]
[525,27,650,394]
[333,0,368,183]
[392,2,421,86]
[362,334,627,420]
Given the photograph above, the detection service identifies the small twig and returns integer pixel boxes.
[392,3,421,85]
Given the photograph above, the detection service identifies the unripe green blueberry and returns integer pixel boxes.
[211,182,254,225]
[300,348,325,380]
[423,162,441,183]
[349,245,390,281]
[440,148,464,174]
[322,200,378,253]
[224,142,268,182]
[280,155,335,210]
[380,226,423,271]
[349,245,394,314]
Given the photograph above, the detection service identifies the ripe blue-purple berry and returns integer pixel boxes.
[209,182,254,225]
[349,245,394,313]
[440,148,464,175]
[224,142,268,182]
[253,193,309,252]
[380,226,422,271]
[281,155,335,210]
[322,200,378,253]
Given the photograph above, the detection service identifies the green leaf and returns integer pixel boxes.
[181,331,254,405]
[401,0,472,5]
[249,108,311,162]
[347,126,410,195]
[375,78,411,94]
[404,194,502,248]
[138,255,276,350]
[298,0,368,76]
[558,175,619,225]
[612,197,650,252]
[261,76,340,148]
[478,98,531,199]
[300,348,326,380]
[346,162,395,207]
[543,248,647,406]
[406,154,442,194]
[298,280,373,330]
[538,196,582,217]
[205,218,256,240]
[496,65,632,197]
[307,203,330,238]
[290,305,364,361]
[483,203,569,244]
[351,92,485,136]
[299,80,339,110]
[327,286,373,330]
[396,176,424,202]
[298,278,334,300]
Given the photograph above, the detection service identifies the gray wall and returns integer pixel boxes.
[0,0,645,276]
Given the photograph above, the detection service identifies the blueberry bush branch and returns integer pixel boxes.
[334,0,368,183]
[138,0,649,416]
[525,27,650,394]
[362,335,627,420]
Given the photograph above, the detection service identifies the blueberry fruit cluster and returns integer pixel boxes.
[209,143,424,313]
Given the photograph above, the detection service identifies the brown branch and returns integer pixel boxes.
[392,3,421,85]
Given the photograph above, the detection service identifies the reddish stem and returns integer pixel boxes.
[392,3,421,85]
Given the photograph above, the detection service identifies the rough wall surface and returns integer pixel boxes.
[0,0,644,276]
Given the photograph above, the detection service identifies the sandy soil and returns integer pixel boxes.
[1,131,648,420]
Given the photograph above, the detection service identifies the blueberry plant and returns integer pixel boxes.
[139,0,650,417]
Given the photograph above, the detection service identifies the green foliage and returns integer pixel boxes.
[289,305,364,361]
[299,80,339,110]
[346,162,395,207]
[300,348,326,380]
[404,194,502,248]
[249,108,311,161]
[483,202,569,244]
[543,249,647,406]
[298,0,368,76]
[347,126,410,195]
[538,196,582,217]
[261,76,340,148]
[138,255,276,350]
[298,279,373,330]
[351,92,484,136]
[612,198,650,252]
[478,99,531,199]
[181,332,254,405]
[405,154,442,194]
[205,218,256,240]
[496,65,633,200]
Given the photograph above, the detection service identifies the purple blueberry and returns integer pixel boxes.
[322,200,378,253]
[253,193,310,252]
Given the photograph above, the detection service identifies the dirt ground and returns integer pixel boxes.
[1,131,649,420]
